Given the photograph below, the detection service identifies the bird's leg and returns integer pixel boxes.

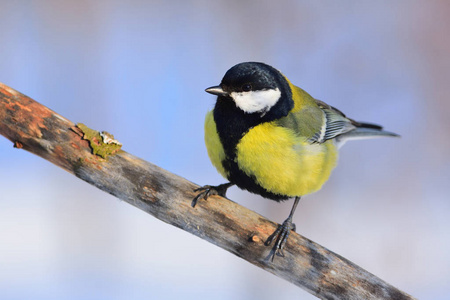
[265,196,301,261]
[191,182,234,207]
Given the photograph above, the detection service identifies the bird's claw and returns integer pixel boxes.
[265,218,296,261]
[191,183,232,207]
[192,185,218,207]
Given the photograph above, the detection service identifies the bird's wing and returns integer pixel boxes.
[276,98,397,146]
[312,99,399,145]
[308,99,357,144]
[274,98,353,143]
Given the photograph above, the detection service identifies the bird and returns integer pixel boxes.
[192,62,399,260]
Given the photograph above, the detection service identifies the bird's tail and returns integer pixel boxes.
[336,121,399,147]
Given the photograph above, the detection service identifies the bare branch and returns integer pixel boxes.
[0,83,414,300]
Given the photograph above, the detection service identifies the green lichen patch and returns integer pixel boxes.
[76,123,122,159]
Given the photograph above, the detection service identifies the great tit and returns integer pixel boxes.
[193,62,398,259]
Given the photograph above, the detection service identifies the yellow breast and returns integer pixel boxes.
[235,122,338,197]
[204,110,229,179]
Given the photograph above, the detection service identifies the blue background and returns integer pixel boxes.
[1,1,449,299]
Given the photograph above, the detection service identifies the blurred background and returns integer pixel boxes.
[1,1,449,299]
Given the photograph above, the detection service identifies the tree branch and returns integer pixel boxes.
[0,82,414,300]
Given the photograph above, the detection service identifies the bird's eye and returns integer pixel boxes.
[242,84,252,92]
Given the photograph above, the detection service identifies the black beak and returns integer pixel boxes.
[205,85,228,96]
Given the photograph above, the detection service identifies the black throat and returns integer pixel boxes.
[213,97,260,160]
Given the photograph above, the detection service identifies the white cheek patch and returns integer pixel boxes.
[230,88,281,115]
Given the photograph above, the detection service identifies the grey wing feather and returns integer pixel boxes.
[310,99,399,146]
[308,100,355,143]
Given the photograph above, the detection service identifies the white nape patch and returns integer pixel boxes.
[230,88,281,115]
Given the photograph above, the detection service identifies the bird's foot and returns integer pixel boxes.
[265,217,296,261]
[191,182,233,207]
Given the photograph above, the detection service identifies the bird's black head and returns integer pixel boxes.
[206,62,293,120]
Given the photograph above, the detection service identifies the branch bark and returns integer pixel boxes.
[0,82,414,300]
